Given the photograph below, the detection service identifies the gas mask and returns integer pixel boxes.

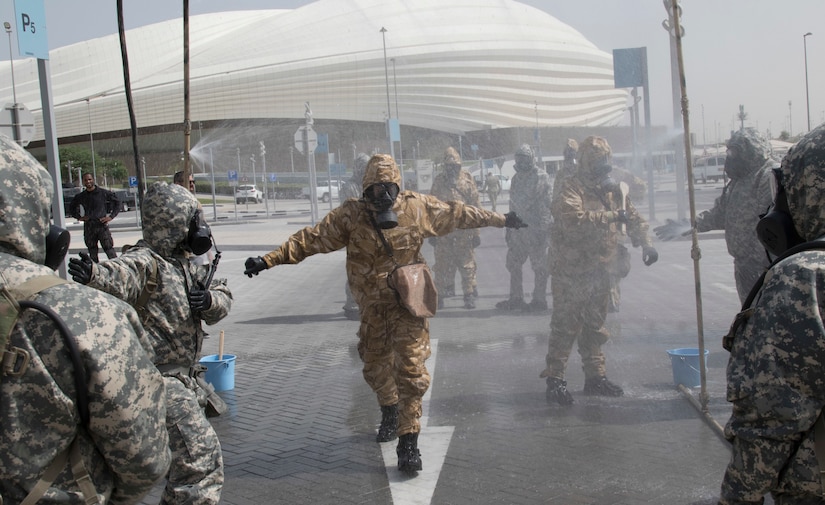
[445,163,461,179]
[44,224,71,270]
[364,182,399,229]
[187,209,213,256]
[592,155,612,178]
[756,169,803,256]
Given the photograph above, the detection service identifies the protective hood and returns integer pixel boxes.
[141,181,200,258]
[514,144,535,173]
[0,135,52,265]
[444,146,462,166]
[362,154,401,193]
[780,124,825,242]
[563,138,579,163]
[576,136,612,186]
[725,128,772,179]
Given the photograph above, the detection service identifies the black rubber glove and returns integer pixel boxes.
[653,218,691,241]
[504,212,527,229]
[472,235,481,248]
[642,246,659,266]
[615,210,628,224]
[68,252,93,285]
[244,256,267,278]
[189,288,212,312]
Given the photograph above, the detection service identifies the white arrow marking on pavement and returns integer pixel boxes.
[380,338,454,505]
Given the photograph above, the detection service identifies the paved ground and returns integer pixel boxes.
[66,176,762,504]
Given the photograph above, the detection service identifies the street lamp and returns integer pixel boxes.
[3,22,16,105]
[804,32,813,132]
[86,98,97,183]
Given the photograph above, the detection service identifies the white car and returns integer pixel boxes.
[236,185,262,204]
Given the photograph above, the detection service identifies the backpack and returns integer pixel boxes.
[1,275,99,505]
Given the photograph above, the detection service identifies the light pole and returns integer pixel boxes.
[380,27,396,163]
[4,22,16,105]
[86,98,97,183]
[804,32,813,132]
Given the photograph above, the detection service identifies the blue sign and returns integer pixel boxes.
[128,176,138,187]
[329,163,347,176]
[14,0,48,60]
[269,173,277,182]
[388,119,400,142]
[315,133,329,154]
[227,170,238,182]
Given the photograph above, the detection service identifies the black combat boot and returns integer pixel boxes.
[376,404,398,442]
[495,297,527,311]
[396,433,422,473]
[463,294,475,309]
[583,376,624,397]
[545,377,574,406]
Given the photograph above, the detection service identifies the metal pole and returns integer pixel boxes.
[87,98,97,183]
[261,141,270,217]
[183,0,191,184]
[804,32,813,132]
[4,22,18,143]
[209,147,217,220]
[380,27,396,168]
[663,0,686,221]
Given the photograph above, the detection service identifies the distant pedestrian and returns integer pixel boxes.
[719,124,825,504]
[496,144,552,312]
[541,136,658,405]
[68,172,120,262]
[483,171,501,212]
[430,147,482,309]
[243,154,526,474]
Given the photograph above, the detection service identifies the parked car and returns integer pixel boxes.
[693,155,726,183]
[473,173,511,192]
[236,184,262,204]
[301,180,340,203]
[114,189,137,212]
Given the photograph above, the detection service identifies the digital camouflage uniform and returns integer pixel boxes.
[498,144,552,310]
[695,128,775,304]
[720,124,825,504]
[250,154,508,452]
[340,153,370,320]
[430,147,481,308]
[0,136,170,505]
[541,136,656,395]
[83,182,233,505]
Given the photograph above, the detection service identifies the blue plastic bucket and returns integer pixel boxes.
[199,354,236,392]
[666,348,709,388]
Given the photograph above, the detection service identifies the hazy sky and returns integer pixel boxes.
[1,0,822,143]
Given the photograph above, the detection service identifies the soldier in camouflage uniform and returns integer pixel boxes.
[495,144,553,312]
[69,182,233,505]
[655,127,774,304]
[340,153,371,320]
[719,124,825,504]
[552,138,579,201]
[541,136,658,405]
[430,147,482,309]
[243,154,526,474]
[0,135,171,504]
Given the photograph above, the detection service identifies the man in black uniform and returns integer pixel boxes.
[68,172,120,262]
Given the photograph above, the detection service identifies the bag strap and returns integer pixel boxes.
[369,214,399,267]
[8,276,99,505]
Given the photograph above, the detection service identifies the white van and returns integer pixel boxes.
[693,155,726,183]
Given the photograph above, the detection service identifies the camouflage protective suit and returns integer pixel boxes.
[82,182,232,505]
[719,124,825,504]
[541,136,655,383]
[695,128,775,304]
[429,147,481,307]
[0,136,170,505]
[252,154,508,438]
[340,153,370,319]
[500,144,552,309]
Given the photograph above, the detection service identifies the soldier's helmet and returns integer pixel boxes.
[0,134,53,265]
[780,124,825,242]
[142,182,201,258]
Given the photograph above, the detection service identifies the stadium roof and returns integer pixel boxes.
[4,0,629,142]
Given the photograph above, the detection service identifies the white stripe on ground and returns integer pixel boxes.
[380,339,454,505]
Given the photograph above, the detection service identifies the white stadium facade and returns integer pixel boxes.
[10,0,637,179]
